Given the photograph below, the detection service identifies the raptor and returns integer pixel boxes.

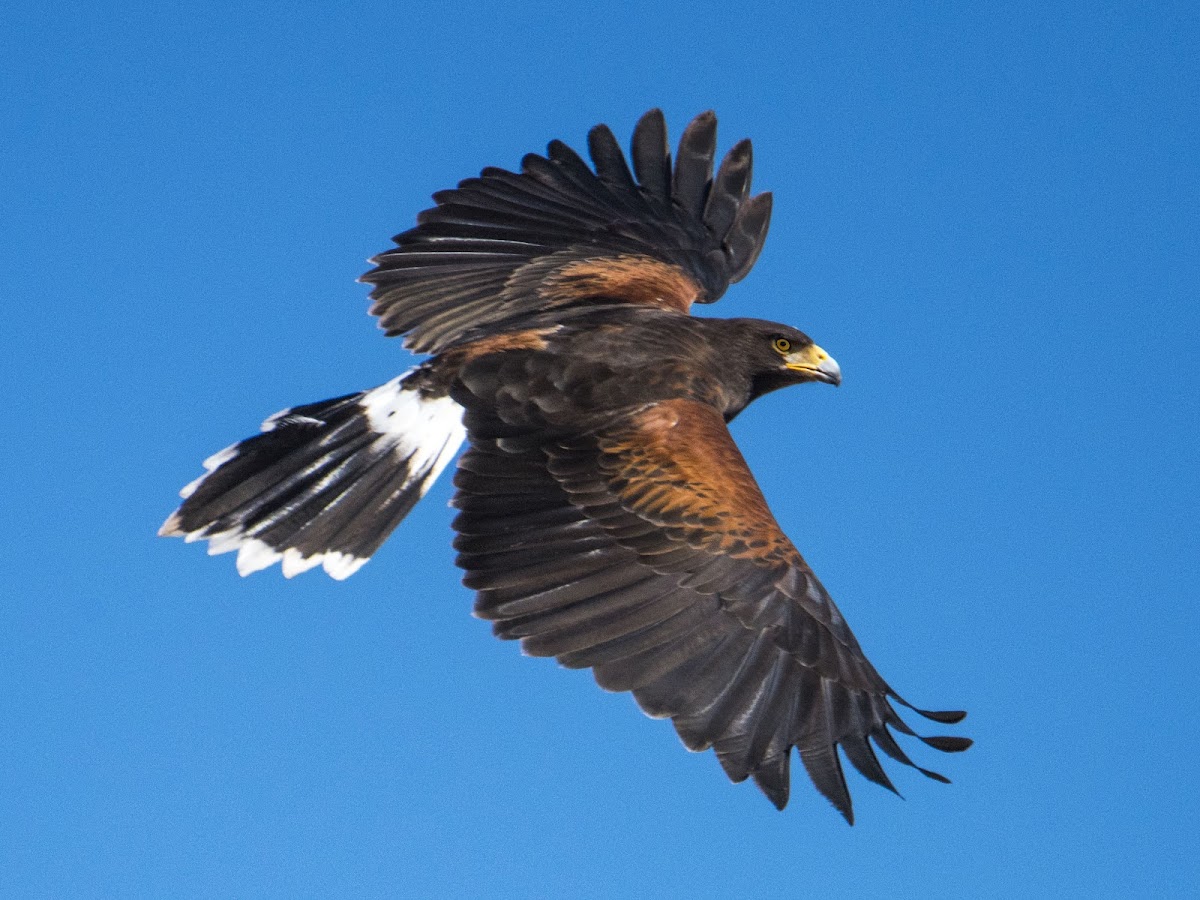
[161,110,970,822]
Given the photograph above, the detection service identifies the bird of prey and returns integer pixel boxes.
[161,109,969,822]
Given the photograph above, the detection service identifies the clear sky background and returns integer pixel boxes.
[3,2,1198,897]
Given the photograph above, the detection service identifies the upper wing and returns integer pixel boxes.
[452,397,969,821]
[361,110,773,354]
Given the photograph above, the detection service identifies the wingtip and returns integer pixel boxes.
[930,709,968,724]
[917,767,952,785]
[891,694,968,725]
[916,707,968,725]
[921,735,974,753]
[750,757,792,811]
[681,109,717,143]
[636,107,665,128]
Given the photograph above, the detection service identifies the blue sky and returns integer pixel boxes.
[3,1,1198,896]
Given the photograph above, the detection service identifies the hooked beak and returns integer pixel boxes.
[784,343,841,386]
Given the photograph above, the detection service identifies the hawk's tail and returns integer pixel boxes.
[159,368,465,579]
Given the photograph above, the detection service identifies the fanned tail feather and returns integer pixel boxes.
[160,369,465,579]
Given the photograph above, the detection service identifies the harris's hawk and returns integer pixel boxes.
[161,110,969,822]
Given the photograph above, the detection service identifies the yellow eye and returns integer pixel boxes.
[772,337,791,353]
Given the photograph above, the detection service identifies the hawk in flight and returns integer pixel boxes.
[162,110,969,822]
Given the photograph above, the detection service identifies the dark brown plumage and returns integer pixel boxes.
[161,109,969,822]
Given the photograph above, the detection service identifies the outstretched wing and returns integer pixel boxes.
[451,397,969,821]
[362,110,773,354]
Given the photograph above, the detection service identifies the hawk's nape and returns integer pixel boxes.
[161,109,970,821]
